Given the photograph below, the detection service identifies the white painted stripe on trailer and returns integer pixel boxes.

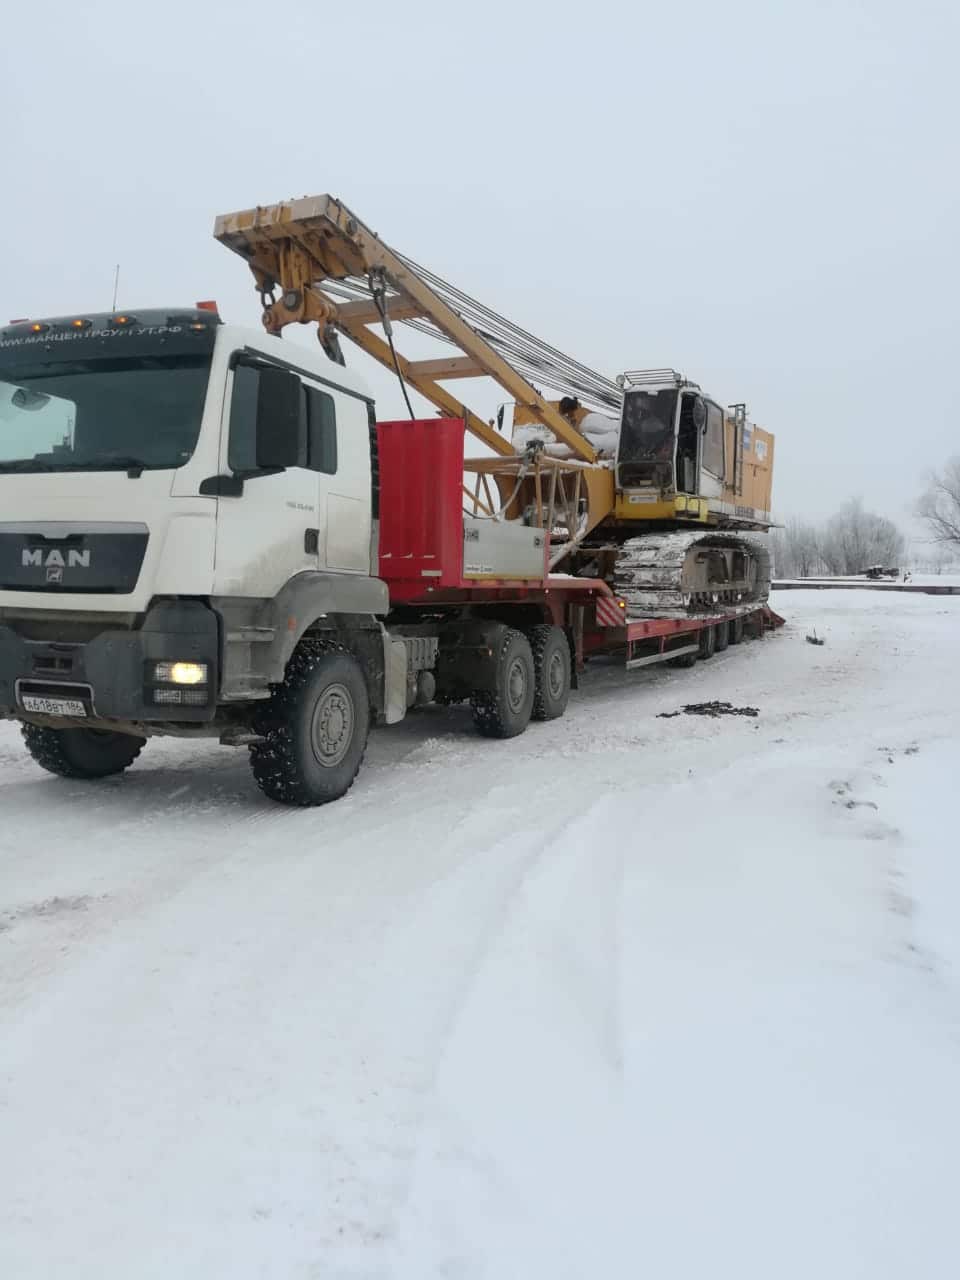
[596,597,626,627]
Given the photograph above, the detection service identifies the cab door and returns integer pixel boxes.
[320,391,371,574]
[211,361,321,599]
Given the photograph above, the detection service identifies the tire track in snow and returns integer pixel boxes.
[1,754,624,1277]
[388,796,629,1279]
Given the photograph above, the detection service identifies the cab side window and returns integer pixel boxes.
[228,365,339,475]
[306,386,337,475]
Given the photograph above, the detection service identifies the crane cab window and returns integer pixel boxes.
[617,388,678,489]
[703,401,724,479]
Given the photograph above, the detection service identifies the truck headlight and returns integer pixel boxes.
[153,661,208,686]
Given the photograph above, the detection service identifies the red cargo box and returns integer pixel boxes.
[376,417,466,596]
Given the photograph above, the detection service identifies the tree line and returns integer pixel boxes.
[769,459,960,578]
[770,499,906,578]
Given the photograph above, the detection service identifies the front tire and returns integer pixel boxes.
[250,644,369,806]
[21,725,145,779]
[471,629,535,739]
[528,624,571,721]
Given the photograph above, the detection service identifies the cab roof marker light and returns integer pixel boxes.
[70,318,91,329]
[112,314,137,326]
[29,322,49,334]
[195,300,219,313]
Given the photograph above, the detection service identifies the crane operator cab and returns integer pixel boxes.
[615,370,725,504]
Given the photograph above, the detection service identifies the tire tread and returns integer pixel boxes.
[470,628,534,739]
[21,724,143,780]
[249,641,368,806]
[528,623,571,721]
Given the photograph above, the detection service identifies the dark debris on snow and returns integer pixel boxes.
[658,701,760,720]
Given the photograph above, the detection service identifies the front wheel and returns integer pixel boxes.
[21,725,145,779]
[471,629,535,739]
[250,644,369,806]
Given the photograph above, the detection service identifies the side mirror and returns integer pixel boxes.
[255,367,303,469]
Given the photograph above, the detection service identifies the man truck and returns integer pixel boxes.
[0,196,779,804]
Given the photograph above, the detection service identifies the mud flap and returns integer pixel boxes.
[383,633,408,725]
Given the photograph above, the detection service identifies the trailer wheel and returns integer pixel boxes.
[670,650,701,670]
[714,618,730,652]
[728,615,745,645]
[250,643,369,806]
[528,624,571,721]
[698,624,717,660]
[471,629,535,739]
[668,648,699,668]
[21,725,145,780]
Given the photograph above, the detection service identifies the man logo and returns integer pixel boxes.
[21,548,91,570]
[46,565,63,584]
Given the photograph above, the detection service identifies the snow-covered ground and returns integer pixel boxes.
[1,590,958,1279]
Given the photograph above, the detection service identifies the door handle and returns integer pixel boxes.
[304,528,320,555]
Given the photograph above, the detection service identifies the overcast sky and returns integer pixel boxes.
[4,0,957,528]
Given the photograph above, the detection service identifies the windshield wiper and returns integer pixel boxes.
[0,455,157,476]
[0,460,58,473]
[70,454,152,477]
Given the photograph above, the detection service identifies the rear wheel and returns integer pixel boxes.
[528,624,571,721]
[21,725,145,779]
[668,646,699,669]
[698,624,717,660]
[714,618,730,652]
[729,615,745,645]
[471,629,535,739]
[250,644,369,806]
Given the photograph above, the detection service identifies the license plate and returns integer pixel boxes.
[21,694,87,717]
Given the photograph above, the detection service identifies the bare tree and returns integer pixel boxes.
[768,528,790,577]
[790,519,823,577]
[821,498,905,574]
[771,501,906,578]
[770,518,823,578]
[918,458,960,549]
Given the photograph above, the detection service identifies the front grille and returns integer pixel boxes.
[0,525,149,594]
[32,654,75,674]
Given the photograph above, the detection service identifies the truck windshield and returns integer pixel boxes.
[0,355,211,473]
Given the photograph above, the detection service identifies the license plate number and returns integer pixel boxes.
[21,695,87,717]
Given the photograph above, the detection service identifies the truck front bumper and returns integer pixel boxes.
[0,601,220,725]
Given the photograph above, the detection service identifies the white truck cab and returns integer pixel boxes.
[0,307,396,801]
